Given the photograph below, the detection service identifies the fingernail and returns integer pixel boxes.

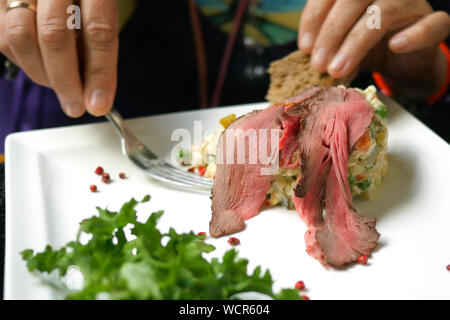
[64,101,84,118]
[300,32,313,51]
[312,47,327,70]
[391,36,408,51]
[329,53,347,73]
[90,90,108,111]
[340,60,353,76]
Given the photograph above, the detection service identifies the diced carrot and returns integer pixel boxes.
[355,173,366,182]
[355,129,371,153]
[198,166,206,176]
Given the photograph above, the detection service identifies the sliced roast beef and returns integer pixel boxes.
[209,106,280,237]
[210,86,380,268]
[210,87,320,238]
[292,87,379,267]
[278,87,321,168]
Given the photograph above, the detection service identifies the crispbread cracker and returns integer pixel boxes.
[266,50,357,104]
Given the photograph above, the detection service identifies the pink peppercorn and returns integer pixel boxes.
[101,173,111,183]
[357,254,368,265]
[228,237,240,246]
[95,166,104,175]
[295,281,305,290]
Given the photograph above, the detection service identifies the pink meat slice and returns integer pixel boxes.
[292,87,380,267]
[210,86,380,268]
[210,87,320,238]
[279,87,322,169]
[209,107,281,237]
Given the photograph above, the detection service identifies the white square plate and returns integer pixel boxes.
[4,97,450,300]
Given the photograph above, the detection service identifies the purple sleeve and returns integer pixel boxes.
[0,70,100,154]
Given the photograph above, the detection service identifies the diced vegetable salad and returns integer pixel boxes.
[179,86,388,208]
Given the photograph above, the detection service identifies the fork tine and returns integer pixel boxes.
[136,156,214,185]
[107,107,214,193]
[144,166,213,191]
[156,166,214,186]
[130,155,213,188]
[145,171,212,193]
[128,156,210,189]
[147,162,213,186]
[160,163,213,182]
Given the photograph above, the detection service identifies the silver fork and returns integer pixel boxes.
[105,107,214,194]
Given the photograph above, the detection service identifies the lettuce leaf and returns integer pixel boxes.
[21,197,302,300]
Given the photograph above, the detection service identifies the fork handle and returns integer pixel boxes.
[105,107,125,136]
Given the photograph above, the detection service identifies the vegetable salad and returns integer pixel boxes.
[181,86,388,208]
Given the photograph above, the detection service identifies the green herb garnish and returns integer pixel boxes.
[375,105,387,119]
[348,174,355,187]
[357,178,372,191]
[21,197,302,300]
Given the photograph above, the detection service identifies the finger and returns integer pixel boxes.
[0,0,14,61]
[4,0,49,86]
[328,0,433,78]
[0,0,20,69]
[311,0,373,73]
[327,9,388,78]
[326,1,402,78]
[37,0,85,118]
[389,11,450,53]
[298,0,335,54]
[81,0,119,116]
[0,0,6,13]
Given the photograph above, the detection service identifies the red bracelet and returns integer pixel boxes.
[372,71,392,97]
[427,43,450,105]
[372,42,450,106]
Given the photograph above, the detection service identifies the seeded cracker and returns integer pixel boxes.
[266,50,357,104]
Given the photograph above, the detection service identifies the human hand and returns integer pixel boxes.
[298,0,450,99]
[0,0,119,117]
